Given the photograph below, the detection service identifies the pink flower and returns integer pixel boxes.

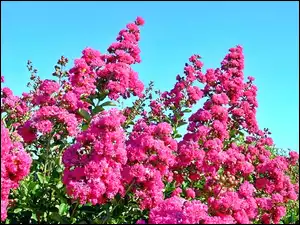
[150,101,162,116]
[212,93,229,105]
[273,206,286,224]
[172,187,183,197]
[39,79,60,95]
[185,188,196,199]
[135,16,145,26]
[248,76,255,81]
[35,120,53,134]
[82,47,104,68]
[17,121,37,143]
[187,86,203,103]
[261,213,271,224]
[148,196,208,224]
[1,124,32,221]
[238,181,255,198]
[63,109,127,205]
[271,193,283,204]
[289,151,299,165]
[31,106,78,137]
[204,215,236,224]
[233,210,250,224]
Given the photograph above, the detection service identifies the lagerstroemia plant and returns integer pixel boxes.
[1,17,299,224]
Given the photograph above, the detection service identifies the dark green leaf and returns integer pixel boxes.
[101,101,117,107]
[177,121,187,127]
[82,123,89,131]
[81,97,94,106]
[36,172,46,184]
[92,106,104,115]
[78,109,91,122]
[50,212,63,223]
[174,133,182,139]
[183,108,192,113]
[98,90,109,101]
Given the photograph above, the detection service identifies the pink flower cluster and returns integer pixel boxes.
[62,109,127,205]
[1,85,30,124]
[149,100,163,117]
[98,18,145,100]
[32,79,60,106]
[60,17,145,114]
[18,105,79,143]
[155,45,298,224]
[147,196,208,224]
[1,124,32,221]
[123,120,177,209]
[58,49,102,114]
[255,156,298,200]
[172,46,260,180]
[208,185,258,224]
[140,196,242,224]
[1,17,298,224]
[162,54,204,108]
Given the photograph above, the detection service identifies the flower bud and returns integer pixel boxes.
[221,176,226,182]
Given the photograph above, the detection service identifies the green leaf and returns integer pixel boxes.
[50,212,63,223]
[31,184,40,194]
[36,172,46,184]
[289,213,295,223]
[183,108,192,113]
[31,212,38,221]
[182,181,188,189]
[82,97,94,106]
[14,208,22,213]
[127,121,134,126]
[177,121,187,127]
[98,90,109,101]
[229,129,236,138]
[174,133,182,139]
[92,106,104,115]
[59,203,68,215]
[78,109,91,122]
[101,101,117,107]
[56,181,64,189]
[56,167,63,173]
[238,130,244,136]
[82,123,89,131]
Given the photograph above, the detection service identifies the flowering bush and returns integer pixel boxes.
[1,17,299,224]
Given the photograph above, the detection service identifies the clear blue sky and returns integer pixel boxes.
[1,1,299,151]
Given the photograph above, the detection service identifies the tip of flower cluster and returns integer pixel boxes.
[248,76,255,81]
[236,45,243,52]
[135,16,145,26]
[229,45,243,53]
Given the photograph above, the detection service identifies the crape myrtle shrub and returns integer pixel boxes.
[1,17,299,224]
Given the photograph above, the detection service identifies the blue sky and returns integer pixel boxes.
[1,1,299,151]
